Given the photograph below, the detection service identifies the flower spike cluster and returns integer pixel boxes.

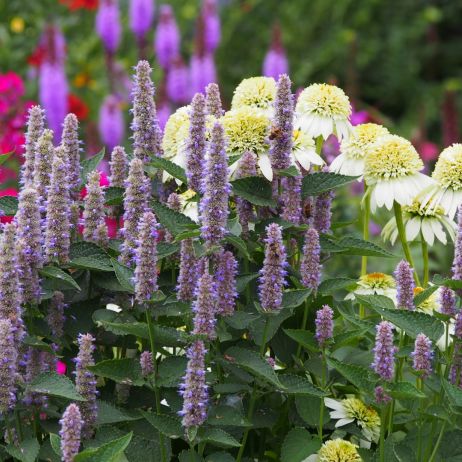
[109,146,128,188]
[192,272,217,340]
[300,227,322,293]
[215,250,238,316]
[372,321,397,381]
[281,175,302,224]
[83,170,107,244]
[205,82,223,118]
[177,239,200,301]
[60,403,83,462]
[411,333,433,378]
[395,260,415,310]
[0,319,19,414]
[34,128,55,210]
[315,305,334,348]
[61,113,82,198]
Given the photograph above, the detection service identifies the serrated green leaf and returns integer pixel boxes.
[231,176,276,207]
[281,289,311,308]
[283,329,318,352]
[80,148,105,184]
[39,266,81,291]
[301,172,357,197]
[433,274,462,290]
[276,165,300,177]
[327,357,375,393]
[318,277,356,295]
[224,311,260,330]
[0,195,18,215]
[5,438,40,462]
[337,236,395,258]
[249,309,294,345]
[205,452,235,462]
[27,372,85,401]
[390,382,425,399]
[281,428,321,462]
[88,358,143,386]
[111,259,135,293]
[96,401,142,425]
[206,405,252,427]
[149,157,187,183]
[354,294,395,310]
[333,328,369,348]
[225,346,283,388]
[74,432,132,462]
[236,273,258,293]
[295,395,329,427]
[50,434,62,457]
[157,242,180,260]
[442,379,462,408]
[279,374,328,397]
[198,428,241,448]
[69,254,113,272]
[224,235,250,259]
[23,335,54,353]
[70,241,108,259]
[151,200,197,235]
[157,356,187,387]
[320,234,345,253]
[141,411,183,438]
[105,186,124,206]
[414,285,439,306]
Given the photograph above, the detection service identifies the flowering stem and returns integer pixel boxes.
[318,350,326,441]
[296,299,310,361]
[393,202,421,286]
[360,184,370,319]
[380,404,388,462]
[428,422,446,462]
[421,234,429,287]
[417,377,424,462]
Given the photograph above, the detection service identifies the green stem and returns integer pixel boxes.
[421,234,429,287]
[145,308,167,462]
[318,350,326,441]
[14,410,23,442]
[296,299,310,361]
[360,184,370,319]
[380,405,387,462]
[393,202,421,286]
[236,317,270,462]
[315,136,324,156]
[428,422,446,462]
[417,377,423,462]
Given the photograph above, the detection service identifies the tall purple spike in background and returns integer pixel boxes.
[99,95,125,153]
[129,0,154,42]
[263,22,289,79]
[96,0,121,54]
[154,4,180,70]
[202,0,221,53]
[60,403,83,462]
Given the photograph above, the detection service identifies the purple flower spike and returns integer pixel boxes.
[120,158,151,265]
[166,57,190,104]
[61,113,82,200]
[452,205,462,295]
[0,319,18,414]
[186,93,207,193]
[440,286,456,317]
[372,321,397,381]
[75,333,98,439]
[47,291,66,340]
[395,260,415,310]
[263,23,289,80]
[96,0,121,54]
[131,60,163,161]
[200,122,230,247]
[99,95,124,153]
[205,82,223,118]
[83,171,106,244]
[411,333,433,378]
[140,351,154,377]
[192,271,217,340]
[177,239,199,302]
[455,311,462,339]
[134,212,159,302]
[315,304,334,349]
[21,105,45,188]
[258,223,287,312]
[202,0,221,53]
[154,4,180,69]
[313,189,334,234]
[34,129,55,210]
[215,250,238,316]
[179,340,208,429]
[270,74,293,170]
[109,146,128,188]
[23,348,49,407]
[281,176,302,224]
[300,227,322,293]
[60,403,83,462]
[129,0,155,42]
[374,386,391,404]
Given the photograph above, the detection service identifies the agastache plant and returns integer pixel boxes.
[83,170,106,244]
[192,271,217,340]
[411,333,433,378]
[46,291,66,340]
[109,145,128,187]
[281,176,302,224]
[34,128,55,210]
[61,113,81,198]
[0,319,18,414]
[59,403,83,462]
[395,260,415,310]
[205,82,223,118]
[372,321,397,381]
[177,238,199,301]
[215,250,238,316]
[452,205,462,293]
[300,227,322,293]
[313,189,334,234]
[315,305,334,348]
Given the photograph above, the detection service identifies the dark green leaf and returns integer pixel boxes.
[281,289,311,308]
[414,285,439,306]
[80,148,105,183]
[5,438,40,462]
[390,382,425,399]
[224,235,250,259]
[157,242,180,260]
[206,405,252,427]
[156,357,187,387]
[283,329,318,352]
[23,335,54,353]
[88,358,143,386]
[96,401,142,425]
[276,166,300,177]
[224,312,260,330]
[198,428,241,448]
[231,176,276,207]
[205,452,235,462]
[318,277,356,295]
[151,200,197,235]
[433,274,462,290]
[70,241,108,259]
[279,374,328,397]
[74,432,132,462]
[69,254,113,272]
[442,379,462,408]
[236,273,258,293]
[337,236,395,258]
[301,172,357,197]
[104,186,124,206]
[111,259,135,293]
[0,195,18,215]
[142,411,183,438]
[27,372,84,401]
[39,266,81,291]
[281,428,321,462]
[327,357,375,393]
[149,157,187,184]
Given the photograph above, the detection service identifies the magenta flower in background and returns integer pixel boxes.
[129,0,155,42]
[202,0,221,53]
[190,53,216,95]
[154,4,180,69]
[350,104,370,126]
[96,0,121,54]
[99,95,125,152]
[166,56,190,104]
[263,23,288,80]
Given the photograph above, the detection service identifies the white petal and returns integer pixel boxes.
[421,219,435,246]
[324,398,343,411]
[430,219,447,245]
[258,153,273,181]
[336,418,355,427]
[406,217,421,242]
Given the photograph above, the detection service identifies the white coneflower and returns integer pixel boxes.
[324,397,380,447]
[306,439,362,462]
[382,198,457,246]
[364,134,433,212]
[419,143,462,219]
[231,76,277,116]
[413,286,440,316]
[295,83,352,141]
[330,123,389,178]
[291,129,324,172]
[345,272,396,303]
[178,189,199,223]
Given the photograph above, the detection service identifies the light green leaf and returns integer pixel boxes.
[301,172,357,197]
[318,277,356,295]
[5,438,40,462]
[88,358,143,386]
[414,285,439,306]
[276,166,300,177]
[327,357,375,393]
[80,148,105,184]
[39,266,81,291]
[354,294,396,310]
[0,151,13,165]
[389,382,425,399]
[74,432,133,462]
[281,289,312,308]
[27,372,85,401]
[141,411,183,438]
[337,236,395,258]
[224,235,250,259]
[69,254,113,272]
[151,200,197,236]
[231,176,276,207]
[97,401,142,425]
[281,427,321,462]
[279,374,328,397]
[433,274,462,290]
[283,329,318,352]
[50,434,62,457]
[111,259,135,293]
[198,428,241,448]
[0,195,18,215]
[149,157,187,184]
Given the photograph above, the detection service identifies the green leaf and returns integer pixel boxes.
[231,176,276,207]
[88,358,143,386]
[70,241,108,259]
[80,148,105,183]
[357,294,445,341]
[69,254,113,272]
[96,401,142,425]
[337,236,395,258]
[333,328,369,348]
[50,434,62,457]
[281,289,312,308]
[433,274,462,290]
[224,235,250,259]
[157,242,180,260]
[224,311,260,330]
[74,432,133,462]
[281,428,321,462]
[0,195,18,215]
[156,357,187,387]
[225,346,283,388]
[276,165,300,177]
[141,411,183,438]
[414,285,439,306]
[198,428,241,448]
[389,382,426,399]
[283,329,318,352]
[354,294,396,310]
[27,372,85,401]
[442,379,462,408]
[301,172,357,197]
[149,157,187,183]
[327,357,375,393]
[206,405,252,427]
[0,151,13,165]
[205,452,235,462]
[295,396,330,427]
[279,374,328,397]
[249,309,294,345]
[23,335,54,353]
[39,266,81,291]
[318,277,356,295]
[111,259,135,293]
[5,438,40,462]
[151,200,197,236]
[179,450,203,462]
[105,186,125,206]
[236,273,258,293]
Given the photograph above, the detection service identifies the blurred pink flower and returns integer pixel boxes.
[80,171,109,199]
[419,141,439,163]
[56,360,67,375]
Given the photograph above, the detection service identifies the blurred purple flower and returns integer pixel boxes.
[263,23,288,80]
[99,95,124,152]
[166,56,190,104]
[96,0,121,54]
[154,4,180,69]
[190,53,216,95]
[202,0,221,53]
[129,0,155,42]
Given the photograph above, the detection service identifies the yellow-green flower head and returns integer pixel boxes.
[331,123,389,178]
[295,83,352,140]
[231,76,277,115]
[364,134,432,212]
[414,286,440,315]
[346,272,396,303]
[292,129,324,171]
[317,439,361,462]
[162,106,190,164]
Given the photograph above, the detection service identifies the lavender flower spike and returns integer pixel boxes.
[34,128,55,210]
[200,122,231,247]
[372,321,397,381]
[315,304,334,348]
[0,319,18,414]
[192,272,218,340]
[96,0,121,54]
[452,205,462,293]
[300,227,322,293]
[313,189,334,234]
[75,333,98,439]
[395,260,415,310]
[131,60,163,161]
[179,340,209,429]
[109,146,128,188]
[177,239,199,301]
[83,171,106,244]
[47,291,66,339]
[129,0,155,42]
[186,93,207,192]
[21,105,45,188]
[23,348,48,406]
[45,151,71,264]
[411,333,433,378]
[216,250,238,316]
[61,113,81,199]
[269,74,293,170]
[258,223,287,312]
[140,351,154,377]
[60,403,83,462]
[440,286,457,317]
[154,4,180,69]
[281,176,302,224]
[120,158,151,265]
[205,82,223,118]
[99,95,125,153]
[134,212,159,302]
